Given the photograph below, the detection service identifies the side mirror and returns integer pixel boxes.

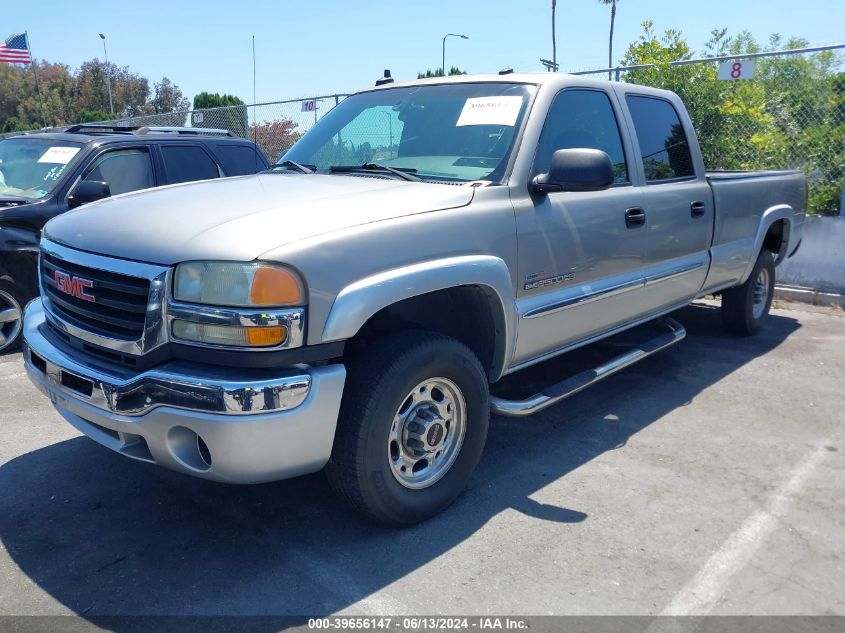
[68,180,111,209]
[531,148,615,194]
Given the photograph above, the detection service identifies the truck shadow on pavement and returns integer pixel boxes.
[0,304,800,624]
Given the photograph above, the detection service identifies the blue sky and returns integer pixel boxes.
[5,0,844,104]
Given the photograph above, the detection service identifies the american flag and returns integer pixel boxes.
[0,33,31,64]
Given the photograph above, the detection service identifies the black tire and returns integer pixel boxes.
[721,250,775,336]
[326,331,490,526]
[0,279,27,354]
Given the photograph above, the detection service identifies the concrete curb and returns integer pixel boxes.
[775,285,845,308]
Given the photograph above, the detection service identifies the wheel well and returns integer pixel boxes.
[346,285,506,382]
[762,219,789,263]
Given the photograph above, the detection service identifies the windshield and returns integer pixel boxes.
[281,82,535,183]
[0,137,84,200]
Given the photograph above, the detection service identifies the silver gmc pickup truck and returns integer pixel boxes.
[21,73,806,525]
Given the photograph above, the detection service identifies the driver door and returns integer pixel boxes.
[512,88,648,368]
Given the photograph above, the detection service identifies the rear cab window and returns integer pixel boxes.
[625,95,695,182]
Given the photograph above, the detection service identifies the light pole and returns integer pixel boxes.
[382,111,393,150]
[442,33,468,76]
[99,33,114,115]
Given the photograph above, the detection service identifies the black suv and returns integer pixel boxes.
[0,125,270,353]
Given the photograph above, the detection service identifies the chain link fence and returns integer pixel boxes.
[111,95,349,162]
[1,95,350,163]
[574,45,845,215]
[5,46,844,214]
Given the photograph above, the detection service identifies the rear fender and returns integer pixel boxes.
[739,204,793,284]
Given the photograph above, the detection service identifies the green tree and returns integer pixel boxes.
[193,92,245,109]
[74,59,150,117]
[148,77,189,114]
[0,57,189,132]
[620,22,844,214]
[76,108,114,123]
[192,92,248,137]
[417,67,467,79]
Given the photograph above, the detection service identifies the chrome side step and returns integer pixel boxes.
[490,318,686,417]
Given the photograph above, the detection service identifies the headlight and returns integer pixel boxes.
[173,261,304,307]
[170,261,305,349]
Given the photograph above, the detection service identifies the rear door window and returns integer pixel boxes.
[216,144,265,176]
[626,96,695,182]
[161,145,220,184]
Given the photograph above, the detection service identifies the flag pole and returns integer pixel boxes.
[25,31,47,128]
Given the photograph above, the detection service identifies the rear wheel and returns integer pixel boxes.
[326,331,489,526]
[0,280,26,354]
[721,251,775,336]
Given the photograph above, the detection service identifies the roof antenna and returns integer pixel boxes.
[376,69,394,86]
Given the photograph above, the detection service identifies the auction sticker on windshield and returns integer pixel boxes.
[456,96,522,127]
[37,146,80,164]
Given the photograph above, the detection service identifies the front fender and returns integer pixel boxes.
[321,255,516,378]
[0,226,41,295]
[739,204,794,285]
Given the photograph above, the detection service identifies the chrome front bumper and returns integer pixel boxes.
[22,299,346,483]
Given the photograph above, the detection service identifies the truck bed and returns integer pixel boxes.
[700,169,807,295]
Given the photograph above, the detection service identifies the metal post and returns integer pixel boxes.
[99,34,114,115]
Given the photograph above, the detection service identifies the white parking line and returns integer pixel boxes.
[660,443,830,616]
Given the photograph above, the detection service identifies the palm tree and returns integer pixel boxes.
[600,0,619,80]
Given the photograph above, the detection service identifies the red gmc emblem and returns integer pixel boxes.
[54,270,95,302]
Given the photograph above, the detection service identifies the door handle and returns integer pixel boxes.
[691,201,706,218]
[625,207,646,228]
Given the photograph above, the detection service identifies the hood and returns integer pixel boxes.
[44,173,474,265]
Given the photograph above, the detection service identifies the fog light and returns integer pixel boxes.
[172,319,287,347]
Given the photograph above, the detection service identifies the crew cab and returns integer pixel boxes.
[0,125,269,353]
[20,74,805,525]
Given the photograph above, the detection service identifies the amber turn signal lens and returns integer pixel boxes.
[246,326,287,346]
[250,266,303,305]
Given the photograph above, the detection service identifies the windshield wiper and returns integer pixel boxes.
[330,163,421,182]
[269,160,315,174]
[0,195,29,205]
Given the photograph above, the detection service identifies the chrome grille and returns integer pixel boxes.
[38,240,170,356]
[41,252,150,339]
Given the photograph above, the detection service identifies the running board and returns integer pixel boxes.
[490,318,686,417]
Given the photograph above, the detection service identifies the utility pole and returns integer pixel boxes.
[552,0,557,72]
[99,33,114,115]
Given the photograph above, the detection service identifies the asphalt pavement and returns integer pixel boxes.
[0,302,842,623]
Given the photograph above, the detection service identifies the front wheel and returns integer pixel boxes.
[721,250,775,336]
[326,331,490,526]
